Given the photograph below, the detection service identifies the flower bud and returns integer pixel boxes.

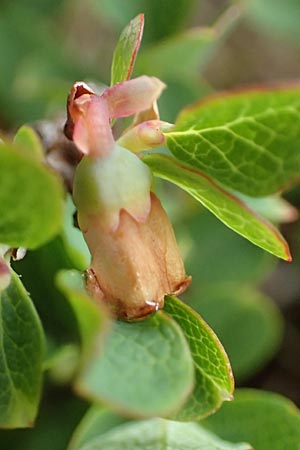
[84,193,191,320]
[117,120,172,153]
[73,145,152,231]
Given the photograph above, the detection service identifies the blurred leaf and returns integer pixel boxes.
[61,196,90,272]
[110,14,144,86]
[13,126,43,161]
[56,270,110,365]
[0,271,44,428]
[76,312,194,418]
[164,296,234,420]
[191,287,283,381]
[76,419,251,450]
[0,389,88,450]
[166,87,300,196]
[136,27,216,80]
[13,236,79,340]
[0,144,64,249]
[202,389,300,450]
[144,153,291,260]
[44,343,80,385]
[234,193,298,224]
[177,209,275,286]
[247,0,300,39]
[69,406,127,450]
[93,0,198,44]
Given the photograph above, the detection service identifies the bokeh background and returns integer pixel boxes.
[1,0,300,448]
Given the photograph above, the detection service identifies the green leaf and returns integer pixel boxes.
[0,271,44,428]
[203,389,300,450]
[77,419,251,450]
[44,343,80,385]
[56,270,110,365]
[110,14,144,86]
[247,0,300,39]
[166,87,300,197]
[164,296,233,421]
[143,153,291,260]
[13,236,80,340]
[13,125,43,161]
[69,406,127,450]
[0,144,64,249]
[76,312,194,418]
[191,287,283,381]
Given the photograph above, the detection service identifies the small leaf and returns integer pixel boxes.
[77,418,251,450]
[13,125,43,161]
[76,312,194,418]
[203,389,300,450]
[143,153,291,260]
[164,296,233,421]
[110,14,144,86]
[191,287,283,381]
[0,144,64,249]
[166,87,300,196]
[56,270,110,365]
[0,271,44,428]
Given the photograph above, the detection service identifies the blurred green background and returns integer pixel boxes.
[1,0,300,448]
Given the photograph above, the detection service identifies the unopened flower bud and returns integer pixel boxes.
[84,193,191,320]
[73,145,152,231]
[117,120,172,153]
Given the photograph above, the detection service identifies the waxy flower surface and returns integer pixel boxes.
[65,75,190,319]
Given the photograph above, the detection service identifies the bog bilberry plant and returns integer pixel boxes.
[1,11,300,450]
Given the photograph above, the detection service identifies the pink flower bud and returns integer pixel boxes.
[117,120,172,153]
[84,193,191,320]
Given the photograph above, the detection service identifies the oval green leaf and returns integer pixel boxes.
[76,312,194,418]
[203,389,300,450]
[164,296,234,421]
[0,144,64,249]
[0,271,44,428]
[166,87,300,196]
